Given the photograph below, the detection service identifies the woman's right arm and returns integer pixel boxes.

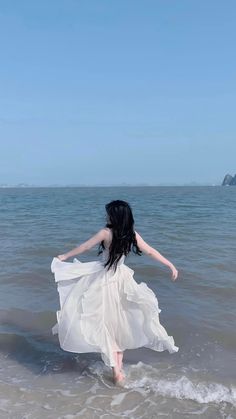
[135,231,178,281]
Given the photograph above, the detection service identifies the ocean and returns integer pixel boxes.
[0,186,235,418]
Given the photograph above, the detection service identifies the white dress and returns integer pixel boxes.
[51,248,179,367]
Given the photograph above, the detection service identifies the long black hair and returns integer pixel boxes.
[98,200,142,271]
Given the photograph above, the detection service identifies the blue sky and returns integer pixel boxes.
[0,1,235,185]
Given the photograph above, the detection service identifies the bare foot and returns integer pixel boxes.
[113,370,126,386]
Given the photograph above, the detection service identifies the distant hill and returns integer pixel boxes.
[222,174,236,186]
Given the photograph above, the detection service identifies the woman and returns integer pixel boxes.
[51,200,179,385]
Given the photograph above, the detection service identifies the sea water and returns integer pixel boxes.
[0,186,235,418]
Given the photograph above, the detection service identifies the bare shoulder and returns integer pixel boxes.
[97,227,112,242]
[103,227,112,246]
[134,230,142,240]
[134,230,150,249]
[98,228,110,238]
[103,227,111,234]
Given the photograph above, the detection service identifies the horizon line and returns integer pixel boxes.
[0,183,223,188]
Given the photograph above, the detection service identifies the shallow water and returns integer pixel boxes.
[0,186,236,418]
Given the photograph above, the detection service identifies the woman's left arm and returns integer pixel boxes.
[57,228,108,261]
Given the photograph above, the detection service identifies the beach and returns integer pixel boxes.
[0,186,235,418]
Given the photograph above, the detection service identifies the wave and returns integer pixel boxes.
[125,362,236,406]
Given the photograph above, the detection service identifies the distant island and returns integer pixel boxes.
[222,174,236,186]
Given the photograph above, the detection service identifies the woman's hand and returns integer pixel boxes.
[170,264,178,281]
[57,254,68,261]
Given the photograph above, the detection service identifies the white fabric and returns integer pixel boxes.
[51,249,179,367]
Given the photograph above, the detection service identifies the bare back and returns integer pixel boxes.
[103,227,113,250]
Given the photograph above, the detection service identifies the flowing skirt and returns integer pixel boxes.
[51,257,179,367]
